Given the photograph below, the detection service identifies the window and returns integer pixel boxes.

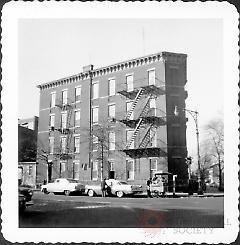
[49,137,54,154]
[92,82,99,99]
[74,136,80,153]
[92,161,98,180]
[49,114,55,127]
[148,69,155,85]
[150,129,157,147]
[92,135,98,151]
[60,162,66,175]
[108,79,115,96]
[150,158,157,178]
[126,101,134,120]
[109,161,115,171]
[28,165,33,176]
[75,86,81,102]
[126,74,133,92]
[126,130,134,149]
[127,159,134,180]
[61,112,67,129]
[50,92,56,107]
[62,90,68,105]
[108,104,115,119]
[149,98,156,116]
[73,161,80,180]
[61,137,67,153]
[75,110,81,127]
[92,107,99,124]
[109,132,115,150]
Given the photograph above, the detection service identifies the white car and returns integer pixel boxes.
[41,178,85,196]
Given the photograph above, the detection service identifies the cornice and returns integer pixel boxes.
[37,51,187,91]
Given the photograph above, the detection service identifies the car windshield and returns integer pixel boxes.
[67,179,78,183]
[119,181,128,185]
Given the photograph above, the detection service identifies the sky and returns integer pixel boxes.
[18,18,223,167]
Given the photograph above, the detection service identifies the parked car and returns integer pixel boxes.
[18,185,34,212]
[85,179,143,198]
[41,178,85,196]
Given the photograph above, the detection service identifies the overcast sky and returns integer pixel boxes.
[18,18,223,164]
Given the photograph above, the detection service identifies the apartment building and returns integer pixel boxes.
[37,52,188,186]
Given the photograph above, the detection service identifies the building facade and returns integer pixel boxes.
[37,52,188,186]
[18,116,38,187]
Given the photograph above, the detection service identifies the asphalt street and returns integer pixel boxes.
[19,191,224,228]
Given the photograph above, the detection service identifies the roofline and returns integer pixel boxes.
[37,51,187,90]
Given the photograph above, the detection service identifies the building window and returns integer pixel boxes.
[49,114,55,128]
[92,82,99,99]
[92,135,98,151]
[126,74,133,92]
[92,161,98,180]
[49,137,54,154]
[75,86,81,102]
[73,161,80,180]
[108,79,115,96]
[92,107,99,124]
[60,162,66,176]
[28,165,33,176]
[61,112,67,129]
[108,104,115,119]
[61,137,67,153]
[109,132,115,150]
[126,101,134,120]
[62,90,68,105]
[126,130,134,149]
[150,129,157,147]
[127,159,134,180]
[149,98,156,116]
[75,110,81,127]
[50,92,56,108]
[150,158,157,178]
[148,69,155,85]
[74,136,80,153]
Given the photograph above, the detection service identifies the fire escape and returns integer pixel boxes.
[118,83,167,159]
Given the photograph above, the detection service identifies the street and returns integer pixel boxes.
[19,191,224,228]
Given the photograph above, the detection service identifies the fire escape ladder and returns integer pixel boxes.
[126,118,144,149]
[126,88,144,120]
[138,124,155,148]
[139,94,152,118]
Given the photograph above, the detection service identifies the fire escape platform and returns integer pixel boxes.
[118,84,165,99]
[123,147,167,159]
[119,116,166,128]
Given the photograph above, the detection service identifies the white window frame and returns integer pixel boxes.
[49,137,54,154]
[74,136,80,153]
[149,97,156,116]
[109,160,115,171]
[108,104,115,119]
[108,78,116,96]
[126,129,134,149]
[49,114,55,127]
[50,92,56,108]
[75,86,81,102]
[60,161,66,174]
[126,100,134,120]
[127,159,135,180]
[92,106,99,124]
[126,74,134,92]
[92,161,98,181]
[92,81,99,99]
[109,131,115,151]
[150,129,157,147]
[75,110,81,127]
[148,69,156,85]
[61,137,67,154]
[62,89,68,105]
[61,112,67,129]
[92,135,98,152]
[73,161,80,180]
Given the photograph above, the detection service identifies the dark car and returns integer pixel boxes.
[19,193,26,212]
[18,185,34,202]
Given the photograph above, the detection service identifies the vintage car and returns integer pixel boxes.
[85,179,143,198]
[41,178,85,196]
[18,185,34,212]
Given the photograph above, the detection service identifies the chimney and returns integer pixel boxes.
[83,64,94,72]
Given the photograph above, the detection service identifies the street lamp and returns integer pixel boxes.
[175,106,203,195]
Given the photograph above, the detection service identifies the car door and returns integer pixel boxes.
[51,179,61,192]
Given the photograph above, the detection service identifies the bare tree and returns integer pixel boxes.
[205,117,224,190]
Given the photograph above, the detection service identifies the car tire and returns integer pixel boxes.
[43,188,49,194]
[116,191,124,198]
[88,189,94,197]
[64,190,70,196]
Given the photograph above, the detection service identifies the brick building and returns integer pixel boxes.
[37,52,188,186]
